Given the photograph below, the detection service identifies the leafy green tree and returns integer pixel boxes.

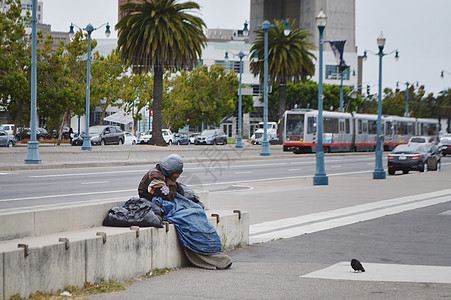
[436,89,451,132]
[116,0,207,146]
[38,29,96,144]
[164,65,238,131]
[250,20,316,139]
[382,85,425,117]
[267,80,360,121]
[0,0,31,133]
[117,72,153,135]
[91,48,127,124]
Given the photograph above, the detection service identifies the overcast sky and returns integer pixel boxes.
[42,0,451,97]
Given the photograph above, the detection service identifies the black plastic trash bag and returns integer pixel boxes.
[103,197,163,228]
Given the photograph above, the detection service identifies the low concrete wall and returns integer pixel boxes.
[0,191,210,241]
[0,206,247,299]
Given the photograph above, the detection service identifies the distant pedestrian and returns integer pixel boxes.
[69,128,74,143]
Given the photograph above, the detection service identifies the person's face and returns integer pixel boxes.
[169,173,181,181]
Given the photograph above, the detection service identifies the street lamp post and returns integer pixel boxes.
[441,70,451,79]
[339,70,344,112]
[245,19,290,156]
[25,0,41,164]
[399,81,418,117]
[225,50,248,148]
[363,32,399,180]
[69,22,110,151]
[313,10,328,185]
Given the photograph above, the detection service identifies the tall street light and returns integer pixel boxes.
[313,10,328,185]
[25,0,41,164]
[362,32,399,179]
[225,49,248,148]
[245,19,290,156]
[397,81,418,117]
[69,22,111,150]
[441,70,451,78]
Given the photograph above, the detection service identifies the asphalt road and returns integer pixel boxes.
[1,154,392,210]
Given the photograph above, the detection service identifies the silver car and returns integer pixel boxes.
[194,129,227,145]
[0,130,16,147]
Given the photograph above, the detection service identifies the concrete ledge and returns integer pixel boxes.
[0,209,248,299]
[0,191,209,241]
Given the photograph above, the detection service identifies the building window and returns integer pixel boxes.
[252,84,262,96]
[325,65,350,80]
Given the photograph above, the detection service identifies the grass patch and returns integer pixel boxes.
[10,279,126,299]
[144,267,177,278]
[9,268,178,299]
[227,138,236,144]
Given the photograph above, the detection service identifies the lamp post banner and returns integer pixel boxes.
[328,40,347,71]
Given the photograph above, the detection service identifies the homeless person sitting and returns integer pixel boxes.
[138,154,232,270]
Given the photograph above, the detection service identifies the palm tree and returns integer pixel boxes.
[250,20,316,140]
[116,0,207,145]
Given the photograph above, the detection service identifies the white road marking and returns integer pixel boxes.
[301,262,451,284]
[81,181,109,185]
[234,171,252,174]
[250,189,451,244]
[289,169,302,171]
[330,165,342,168]
[0,173,13,175]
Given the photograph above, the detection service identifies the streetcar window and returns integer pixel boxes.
[286,114,304,136]
[398,122,408,135]
[407,123,413,135]
[386,121,392,135]
[368,120,377,134]
[339,121,344,132]
[307,117,316,134]
[358,119,362,134]
[362,121,368,133]
[324,118,339,133]
[345,119,350,134]
[430,124,438,136]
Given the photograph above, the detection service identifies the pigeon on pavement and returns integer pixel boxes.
[351,258,365,272]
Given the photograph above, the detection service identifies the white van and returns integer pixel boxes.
[0,124,15,135]
[251,122,278,144]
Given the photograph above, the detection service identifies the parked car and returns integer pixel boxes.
[388,143,441,175]
[137,129,174,145]
[52,126,72,139]
[124,132,137,145]
[0,124,15,135]
[173,133,189,145]
[16,127,51,141]
[137,131,151,144]
[408,136,437,146]
[162,129,174,145]
[438,134,451,156]
[189,133,200,144]
[71,125,124,146]
[194,129,227,145]
[0,130,15,147]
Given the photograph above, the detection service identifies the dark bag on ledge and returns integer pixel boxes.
[103,197,163,228]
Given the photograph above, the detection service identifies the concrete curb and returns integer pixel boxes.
[0,197,248,299]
